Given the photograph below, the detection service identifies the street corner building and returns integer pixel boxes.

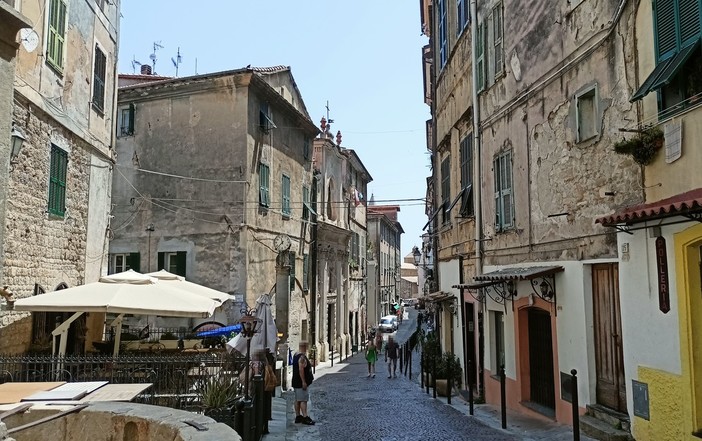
[0,0,119,355]
[110,65,321,355]
[420,0,702,439]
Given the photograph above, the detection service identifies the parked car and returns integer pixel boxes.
[379,315,398,332]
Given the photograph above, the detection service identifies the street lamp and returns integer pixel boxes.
[412,246,421,266]
[10,123,26,163]
[238,307,260,399]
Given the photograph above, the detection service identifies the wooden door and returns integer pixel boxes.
[592,263,627,412]
[528,308,555,409]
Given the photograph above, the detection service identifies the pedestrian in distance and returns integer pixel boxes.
[291,341,315,425]
[375,329,383,355]
[365,337,378,377]
[385,336,400,378]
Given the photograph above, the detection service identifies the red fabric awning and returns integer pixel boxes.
[596,187,702,226]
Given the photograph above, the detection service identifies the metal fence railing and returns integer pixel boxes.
[0,352,246,411]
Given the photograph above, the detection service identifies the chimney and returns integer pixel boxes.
[140,65,152,75]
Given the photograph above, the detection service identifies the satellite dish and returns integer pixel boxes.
[19,28,39,53]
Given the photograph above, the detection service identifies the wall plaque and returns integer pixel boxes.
[655,236,671,313]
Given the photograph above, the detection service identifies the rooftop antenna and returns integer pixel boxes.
[131,56,143,74]
[171,47,183,77]
[149,41,164,74]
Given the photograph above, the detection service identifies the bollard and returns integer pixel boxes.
[311,346,317,375]
[468,358,474,415]
[432,351,437,399]
[242,399,253,441]
[253,374,264,440]
[331,346,334,367]
[421,351,425,391]
[408,345,412,379]
[234,398,245,438]
[500,365,507,429]
[571,369,580,441]
[397,345,405,375]
[447,355,452,405]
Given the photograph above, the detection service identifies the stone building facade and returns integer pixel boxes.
[422,0,646,432]
[0,0,119,354]
[367,205,403,322]
[311,132,371,360]
[110,67,318,361]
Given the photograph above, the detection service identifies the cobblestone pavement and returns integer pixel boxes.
[287,313,518,441]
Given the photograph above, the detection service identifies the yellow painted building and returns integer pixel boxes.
[595,1,702,438]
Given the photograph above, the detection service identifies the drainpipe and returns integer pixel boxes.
[470,0,485,400]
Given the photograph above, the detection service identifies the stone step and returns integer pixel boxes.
[581,415,634,441]
[587,404,631,431]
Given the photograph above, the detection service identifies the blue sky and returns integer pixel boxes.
[118,1,430,257]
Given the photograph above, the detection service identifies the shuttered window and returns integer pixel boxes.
[633,0,702,112]
[302,254,309,291]
[457,0,470,35]
[476,22,485,92]
[158,252,186,277]
[47,0,67,72]
[92,45,107,112]
[282,174,291,216]
[494,151,514,231]
[259,163,270,207]
[48,144,68,217]
[493,3,504,77]
[441,155,451,224]
[460,135,474,217]
[437,0,447,67]
[289,251,296,291]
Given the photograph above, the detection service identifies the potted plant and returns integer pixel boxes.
[614,126,664,166]
[420,331,441,385]
[199,376,240,428]
[434,352,463,397]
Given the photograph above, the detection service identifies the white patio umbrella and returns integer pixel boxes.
[146,270,234,303]
[226,294,279,355]
[14,270,219,356]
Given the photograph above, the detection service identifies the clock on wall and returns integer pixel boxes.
[273,234,291,252]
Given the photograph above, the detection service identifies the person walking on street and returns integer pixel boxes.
[375,330,383,355]
[292,341,315,425]
[385,336,400,378]
[365,337,378,377]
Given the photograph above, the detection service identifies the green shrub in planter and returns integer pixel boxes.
[436,352,463,389]
[613,126,664,166]
[198,376,240,423]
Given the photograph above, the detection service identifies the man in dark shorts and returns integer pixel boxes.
[385,336,400,378]
[291,341,315,425]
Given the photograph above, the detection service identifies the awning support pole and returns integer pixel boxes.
[110,313,126,357]
[51,312,84,357]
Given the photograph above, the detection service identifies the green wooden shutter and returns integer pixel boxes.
[502,152,513,228]
[494,156,501,229]
[128,103,136,134]
[176,252,187,277]
[48,145,67,216]
[157,252,165,271]
[47,0,67,71]
[127,253,141,272]
[282,175,291,215]
[289,251,296,291]
[302,254,309,290]
[680,0,701,46]
[92,45,107,111]
[655,0,678,60]
[259,163,270,207]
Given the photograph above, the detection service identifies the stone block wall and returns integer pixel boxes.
[0,311,31,354]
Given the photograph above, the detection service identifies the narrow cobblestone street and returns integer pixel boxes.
[285,312,518,441]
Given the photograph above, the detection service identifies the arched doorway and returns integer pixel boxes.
[526,307,555,410]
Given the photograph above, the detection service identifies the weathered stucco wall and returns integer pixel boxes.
[479,0,642,264]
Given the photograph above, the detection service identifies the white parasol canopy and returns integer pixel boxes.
[14,270,219,356]
[226,294,279,355]
[146,270,233,303]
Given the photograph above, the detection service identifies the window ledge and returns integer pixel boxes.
[92,103,105,117]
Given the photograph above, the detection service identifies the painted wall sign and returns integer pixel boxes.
[655,236,671,313]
